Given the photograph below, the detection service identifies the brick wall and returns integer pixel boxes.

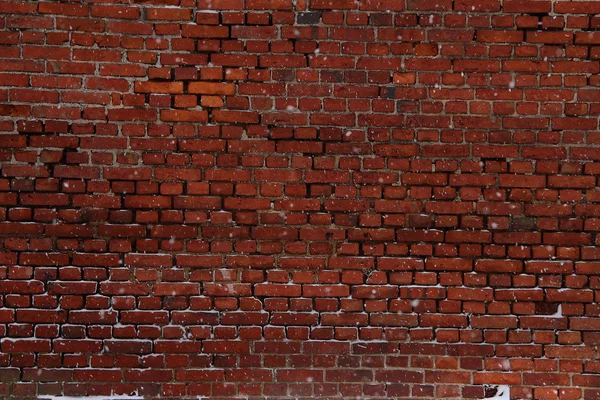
[1,0,600,398]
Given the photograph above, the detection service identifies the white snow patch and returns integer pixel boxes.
[488,385,510,400]
[550,304,562,317]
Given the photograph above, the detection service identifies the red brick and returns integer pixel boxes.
[134,81,183,94]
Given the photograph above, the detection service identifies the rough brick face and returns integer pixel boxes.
[0,0,600,399]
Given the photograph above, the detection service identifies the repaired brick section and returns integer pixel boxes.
[0,0,599,399]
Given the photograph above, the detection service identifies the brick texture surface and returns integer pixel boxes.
[0,0,600,399]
